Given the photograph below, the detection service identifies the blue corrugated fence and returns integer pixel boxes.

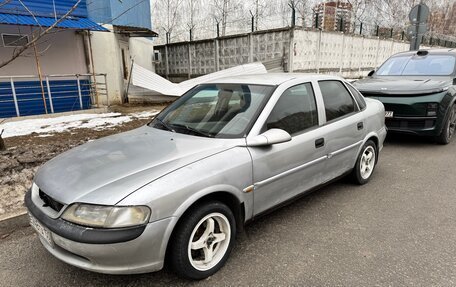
[0,74,108,118]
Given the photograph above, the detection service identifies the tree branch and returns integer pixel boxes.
[0,0,82,69]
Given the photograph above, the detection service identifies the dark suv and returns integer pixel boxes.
[354,49,456,144]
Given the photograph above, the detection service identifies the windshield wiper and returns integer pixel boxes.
[154,118,175,132]
[170,124,214,138]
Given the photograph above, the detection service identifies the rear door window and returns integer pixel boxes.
[346,84,366,110]
[318,80,356,122]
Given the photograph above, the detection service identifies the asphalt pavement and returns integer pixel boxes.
[1,134,456,286]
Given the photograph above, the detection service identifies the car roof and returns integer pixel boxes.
[205,73,345,86]
[392,48,456,57]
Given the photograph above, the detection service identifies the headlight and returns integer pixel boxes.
[426,103,438,117]
[61,203,151,228]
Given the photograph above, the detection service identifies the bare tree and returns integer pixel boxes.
[185,0,201,40]
[290,0,312,27]
[211,0,241,36]
[154,0,184,42]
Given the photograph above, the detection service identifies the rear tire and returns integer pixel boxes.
[168,201,236,280]
[351,140,377,185]
[436,104,456,145]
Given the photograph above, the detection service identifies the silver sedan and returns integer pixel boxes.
[25,74,387,279]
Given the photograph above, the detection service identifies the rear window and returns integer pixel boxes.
[376,54,456,76]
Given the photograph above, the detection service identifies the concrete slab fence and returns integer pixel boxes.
[155,27,430,81]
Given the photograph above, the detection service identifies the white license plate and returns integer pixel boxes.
[385,111,394,118]
[29,214,54,247]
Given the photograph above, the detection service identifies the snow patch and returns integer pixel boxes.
[0,111,159,138]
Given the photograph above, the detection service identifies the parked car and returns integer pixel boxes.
[25,74,386,279]
[353,49,456,144]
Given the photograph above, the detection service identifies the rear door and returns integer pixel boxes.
[315,80,367,182]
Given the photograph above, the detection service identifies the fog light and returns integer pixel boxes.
[427,103,438,117]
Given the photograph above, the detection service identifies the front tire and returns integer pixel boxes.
[169,201,236,280]
[351,140,377,185]
[436,104,456,145]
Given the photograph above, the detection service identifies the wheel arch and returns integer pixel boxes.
[356,132,380,165]
[161,189,246,266]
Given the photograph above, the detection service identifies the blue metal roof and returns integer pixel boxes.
[0,13,108,31]
[0,0,88,18]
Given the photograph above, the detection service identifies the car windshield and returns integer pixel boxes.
[150,83,275,138]
[376,54,456,76]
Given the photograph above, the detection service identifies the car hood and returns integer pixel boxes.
[34,126,242,206]
[354,77,452,96]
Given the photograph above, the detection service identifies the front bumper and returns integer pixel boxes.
[385,116,440,136]
[374,92,449,137]
[25,190,175,274]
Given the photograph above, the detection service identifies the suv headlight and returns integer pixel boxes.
[61,203,151,228]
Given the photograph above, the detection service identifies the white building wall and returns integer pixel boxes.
[90,28,123,105]
[129,37,155,72]
[0,24,88,76]
[90,25,155,105]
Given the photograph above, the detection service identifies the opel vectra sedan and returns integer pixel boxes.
[26,74,386,279]
[354,49,456,144]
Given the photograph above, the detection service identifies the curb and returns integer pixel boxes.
[0,212,29,236]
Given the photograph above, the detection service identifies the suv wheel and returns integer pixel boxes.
[436,104,456,145]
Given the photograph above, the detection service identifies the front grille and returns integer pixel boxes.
[386,118,435,130]
[38,190,64,212]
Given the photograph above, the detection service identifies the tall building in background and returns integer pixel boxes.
[313,1,352,33]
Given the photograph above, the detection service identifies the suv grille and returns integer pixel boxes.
[38,190,64,212]
[386,118,435,129]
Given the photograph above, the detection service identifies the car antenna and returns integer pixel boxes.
[416,50,428,56]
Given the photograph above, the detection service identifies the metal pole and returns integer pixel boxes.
[104,74,110,107]
[76,75,83,110]
[10,78,20,117]
[87,31,99,107]
[359,22,363,35]
[124,59,134,104]
[45,76,54,114]
[216,23,220,38]
[251,15,254,32]
[390,28,393,38]
[291,7,296,27]
[376,25,379,36]
[32,29,48,114]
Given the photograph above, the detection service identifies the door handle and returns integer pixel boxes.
[315,138,325,148]
[357,122,364,130]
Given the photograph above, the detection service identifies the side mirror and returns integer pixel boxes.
[246,129,292,147]
[367,70,375,77]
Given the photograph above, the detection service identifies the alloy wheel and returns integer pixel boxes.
[187,212,231,271]
[360,146,376,180]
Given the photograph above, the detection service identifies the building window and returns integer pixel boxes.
[2,34,29,47]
